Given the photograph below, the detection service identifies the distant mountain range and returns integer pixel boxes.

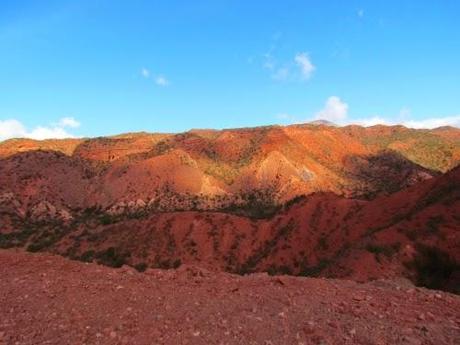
[1,123,459,292]
[307,119,338,126]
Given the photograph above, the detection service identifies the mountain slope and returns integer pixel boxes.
[1,124,458,214]
[1,124,459,292]
[1,163,458,292]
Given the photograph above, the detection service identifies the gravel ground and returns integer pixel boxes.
[0,250,459,345]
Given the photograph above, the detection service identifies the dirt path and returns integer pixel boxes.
[0,250,459,345]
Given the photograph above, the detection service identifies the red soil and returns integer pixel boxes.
[1,250,459,345]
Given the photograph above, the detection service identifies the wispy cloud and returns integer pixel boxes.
[141,68,150,78]
[155,75,170,86]
[57,116,80,128]
[272,67,290,81]
[357,9,364,18]
[276,113,299,123]
[263,55,276,71]
[0,117,81,141]
[263,52,315,82]
[315,96,348,122]
[261,35,315,82]
[262,44,276,71]
[141,67,170,86]
[295,52,315,80]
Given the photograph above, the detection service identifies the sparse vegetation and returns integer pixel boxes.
[407,244,459,294]
[0,228,34,249]
[366,243,400,258]
[238,221,295,274]
[80,250,96,262]
[0,125,458,297]
[317,235,328,250]
[96,247,131,268]
[267,265,292,276]
[134,262,148,272]
[99,213,117,225]
[299,259,331,277]
[426,215,443,234]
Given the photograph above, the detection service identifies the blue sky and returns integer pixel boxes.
[0,0,459,140]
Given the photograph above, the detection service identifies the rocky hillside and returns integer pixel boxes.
[0,250,459,345]
[1,142,459,293]
[1,124,459,216]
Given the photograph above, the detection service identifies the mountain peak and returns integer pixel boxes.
[308,119,338,126]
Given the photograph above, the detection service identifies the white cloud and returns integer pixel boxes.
[401,115,460,129]
[0,119,27,140]
[27,126,75,140]
[284,96,460,129]
[141,68,150,78]
[315,96,348,122]
[295,52,315,80]
[57,116,80,128]
[262,41,315,82]
[155,75,170,86]
[350,114,460,129]
[352,116,388,127]
[0,117,80,141]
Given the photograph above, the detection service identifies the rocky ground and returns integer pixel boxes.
[0,250,459,345]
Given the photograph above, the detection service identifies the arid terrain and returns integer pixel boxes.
[3,0,459,343]
[1,250,459,345]
[0,123,459,344]
[1,124,459,287]
[1,124,459,206]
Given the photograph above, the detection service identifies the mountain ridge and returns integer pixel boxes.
[0,123,459,292]
[1,124,458,209]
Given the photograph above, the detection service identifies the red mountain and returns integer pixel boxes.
[0,124,459,292]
